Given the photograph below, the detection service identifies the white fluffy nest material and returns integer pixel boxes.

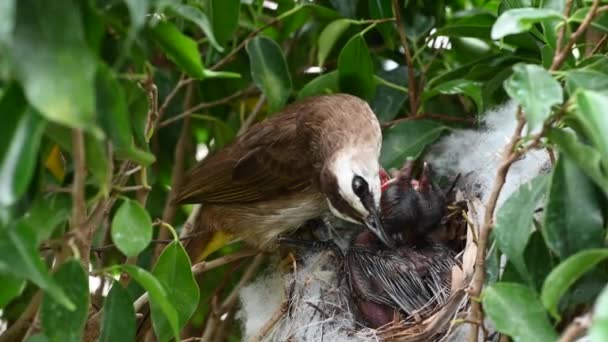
[238,102,551,341]
[238,194,479,342]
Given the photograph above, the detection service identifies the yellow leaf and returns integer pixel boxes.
[197,230,234,262]
[45,145,65,182]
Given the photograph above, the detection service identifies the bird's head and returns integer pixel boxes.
[320,149,395,249]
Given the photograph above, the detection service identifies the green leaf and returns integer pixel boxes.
[541,249,608,319]
[96,64,155,166]
[167,3,223,52]
[124,0,148,32]
[151,242,199,342]
[572,90,608,171]
[380,120,447,169]
[504,64,563,132]
[0,85,46,206]
[434,12,495,40]
[40,260,89,342]
[543,156,604,259]
[121,265,180,340]
[84,133,110,194]
[371,66,407,122]
[100,283,136,342]
[549,128,608,195]
[24,334,48,342]
[0,224,73,310]
[150,21,205,79]
[369,0,394,48]
[491,8,563,39]
[317,19,353,67]
[0,273,25,308]
[483,283,558,342]
[426,79,483,112]
[338,35,375,99]
[298,71,339,99]
[565,69,608,95]
[20,193,72,245]
[571,7,608,34]
[10,0,97,132]
[111,199,153,258]
[0,0,16,45]
[246,36,292,113]
[494,175,549,284]
[205,0,240,44]
[591,284,608,341]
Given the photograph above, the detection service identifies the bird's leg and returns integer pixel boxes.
[277,237,344,258]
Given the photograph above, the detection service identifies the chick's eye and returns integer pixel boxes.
[352,176,368,198]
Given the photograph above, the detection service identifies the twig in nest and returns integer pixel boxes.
[251,300,289,342]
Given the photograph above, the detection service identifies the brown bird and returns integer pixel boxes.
[174,94,394,261]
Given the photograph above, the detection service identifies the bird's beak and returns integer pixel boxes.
[363,205,396,249]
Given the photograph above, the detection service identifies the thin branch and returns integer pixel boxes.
[381,112,476,128]
[553,0,574,61]
[71,130,89,266]
[0,293,42,342]
[558,312,592,342]
[209,6,303,71]
[238,95,266,136]
[252,300,288,341]
[152,83,194,261]
[551,0,602,70]
[158,87,257,128]
[391,0,419,115]
[590,33,608,55]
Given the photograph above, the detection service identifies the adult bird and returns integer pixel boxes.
[174,94,394,261]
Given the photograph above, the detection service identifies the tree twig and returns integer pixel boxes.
[251,300,288,342]
[72,130,90,266]
[558,312,592,342]
[238,95,266,136]
[391,0,419,115]
[381,112,476,128]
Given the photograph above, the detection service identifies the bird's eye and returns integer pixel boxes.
[352,176,368,198]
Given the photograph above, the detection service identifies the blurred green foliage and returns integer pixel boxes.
[0,0,607,341]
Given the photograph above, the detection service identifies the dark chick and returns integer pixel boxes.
[345,161,454,329]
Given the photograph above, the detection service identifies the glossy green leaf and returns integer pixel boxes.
[370,66,407,122]
[205,0,240,44]
[483,283,558,342]
[338,35,375,99]
[40,260,89,342]
[111,199,153,257]
[317,19,353,66]
[121,265,180,340]
[571,7,608,34]
[565,69,608,95]
[572,91,608,170]
[150,21,205,79]
[246,36,292,113]
[504,64,563,132]
[330,0,359,18]
[20,193,71,245]
[427,79,483,112]
[0,273,25,308]
[100,283,136,342]
[10,0,97,132]
[380,120,447,169]
[491,8,563,39]
[591,284,608,341]
[168,3,223,52]
[543,156,604,259]
[369,0,394,48]
[541,249,608,319]
[0,85,46,205]
[298,71,339,99]
[84,133,110,194]
[151,242,199,342]
[96,64,155,166]
[494,175,549,283]
[25,334,48,342]
[0,224,73,310]
[549,128,608,195]
[434,12,495,39]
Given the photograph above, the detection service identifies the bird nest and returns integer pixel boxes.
[241,191,481,342]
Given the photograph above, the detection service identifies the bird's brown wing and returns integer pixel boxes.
[173,112,315,204]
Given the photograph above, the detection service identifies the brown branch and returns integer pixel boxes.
[590,33,608,55]
[158,87,257,128]
[558,312,592,342]
[391,0,419,115]
[152,83,194,261]
[381,112,476,128]
[238,95,266,136]
[252,300,288,342]
[551,0,602,70]
[0,293,42,342]
[71,130,90,266]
